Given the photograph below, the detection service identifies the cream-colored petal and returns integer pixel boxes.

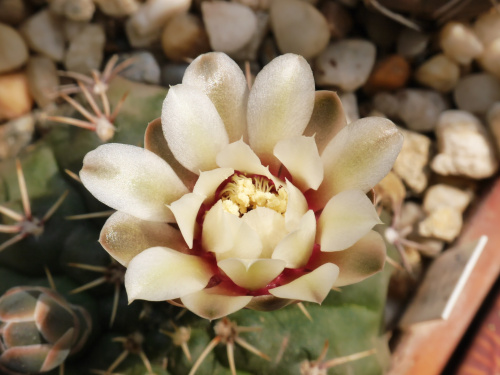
[169,193,205,249]
[80,144,188,222]
[218,258,286,291]
[214,221,262,261]
[202,201,240,254]
[274,135,323,191]
[144,117,198,189]
[284,180,308,232]
[247,54,315,170]
[241,207,287,258]
[100,211,187,267]
[161,84,229,174]
[312,117,403,209]
[181,289,252,320]
[125,247,212,302]
[193,168,234,199]
[269,263,339,303]
[309,231,386,287]
[318,190,382,252]
[303,91,347,154]
[272,210,315,268]
[216,139,270,177]
[183,52,249,142]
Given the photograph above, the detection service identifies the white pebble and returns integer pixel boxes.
[432,110,498,179]
[440,21,483,65]
[423,184,472,214]
[270,0,330,60]
[415,54,460,92]
[454,73,500,114]
[315,39,376,92]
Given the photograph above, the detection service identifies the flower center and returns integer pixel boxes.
[216,172,288,217]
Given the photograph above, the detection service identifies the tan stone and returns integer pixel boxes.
[64,24,105,74]
[27,56,59,108]
[393,128,431,194]
[20,9,65,62]
[440,21,483,65]
[0,114,35,160]
[423,184,472,214]
[0,23,28,74]
[0,72,33,121]
[161,13,210,62]
[418,207,462,242]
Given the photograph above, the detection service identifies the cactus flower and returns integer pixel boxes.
[80,52,403,320]
[0,287,91,374]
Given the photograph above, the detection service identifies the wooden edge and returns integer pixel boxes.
[387,177,500,375]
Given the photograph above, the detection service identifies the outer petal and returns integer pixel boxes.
[216,139,270,177]
[247,54,315,169]
[100,211,187,267]
[318,190,382,252]
[144,118,198,189]
[284,180,308,232]
[218,258,286,290]
[310,231,386,287]
[183,52,249,142]
[272,210,315,268]
[312,117,403,209]
[241,207,287,258]
[181,288,252,320]
[169,193,205,249]
[193,168,234,199]
[303,91,347,154]
[269,263,339,303]
[125,247,212,302]
[274,135,323,191]
[161,84,229,174]
[80,144,188,222]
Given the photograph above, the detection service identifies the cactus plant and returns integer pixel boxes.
[0,50,401,375]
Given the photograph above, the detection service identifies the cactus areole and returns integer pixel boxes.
[79,52,403,320]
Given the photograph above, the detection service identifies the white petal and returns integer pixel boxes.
[284,180,308,232]
[216,139,270,177]
[214,221,262,261]
[218,258,286,290]
[303,91,347,154]
[247,54,315,170]
[144,117,198,189]
[125,247,212,302]
[80,144,188,222]
[274,135,323,191]
[272,210,315,268]
[169,193,205,249]
[183,52,249,142]
[202,201,240,254]
[309,230,386,287]
[100,211,187,267]
[161,84,229,174]
[192,168,234,201]
[241,207,287,258]
[312,117,403,209]
[318,190,382,252]
[181,288,252,320]
[269,263,339,303]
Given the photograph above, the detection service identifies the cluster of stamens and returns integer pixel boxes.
[217,173,288,217]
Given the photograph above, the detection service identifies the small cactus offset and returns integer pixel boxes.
[0,286,91,374]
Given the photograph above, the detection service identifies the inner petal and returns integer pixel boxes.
[218,258,286,291]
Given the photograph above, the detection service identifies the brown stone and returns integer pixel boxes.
[364,55,411,94]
